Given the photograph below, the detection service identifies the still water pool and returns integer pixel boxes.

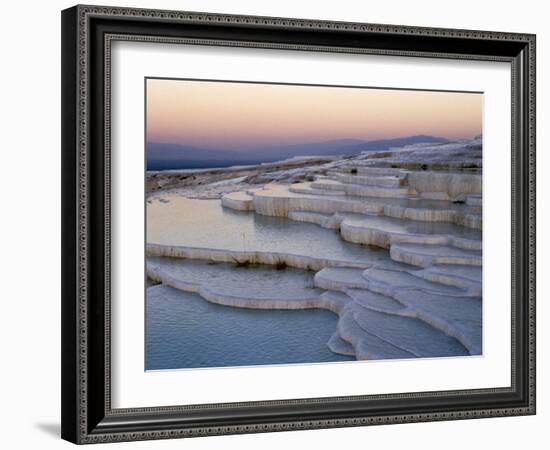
[147,196,389,265]
[146,284,353,370]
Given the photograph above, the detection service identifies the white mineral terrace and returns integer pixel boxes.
[147,137,483,361]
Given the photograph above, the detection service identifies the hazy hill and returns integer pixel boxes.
[147,135,449,170]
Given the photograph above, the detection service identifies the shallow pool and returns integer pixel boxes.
[147,195,390,265]
[148,257,323,300]
[146,284,353,370]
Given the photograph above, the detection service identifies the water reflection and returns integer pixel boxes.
[147,196,389,264]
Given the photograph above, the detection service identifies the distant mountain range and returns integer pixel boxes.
[147,135,449,170]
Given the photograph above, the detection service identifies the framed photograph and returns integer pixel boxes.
[61,5,536,444]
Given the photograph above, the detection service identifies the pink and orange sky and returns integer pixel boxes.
[146,78,482,150]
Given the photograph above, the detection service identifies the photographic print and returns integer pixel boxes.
[145,78,483,371]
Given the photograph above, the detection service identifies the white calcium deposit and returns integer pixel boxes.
[146,137,483,361]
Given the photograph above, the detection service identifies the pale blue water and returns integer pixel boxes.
[147,257,323,300]
[147,196,391,266]
[146,284,352,370]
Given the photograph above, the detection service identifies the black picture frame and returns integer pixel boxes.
[61,4,536,444]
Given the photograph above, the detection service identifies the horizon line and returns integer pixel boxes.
[145,133,482,151]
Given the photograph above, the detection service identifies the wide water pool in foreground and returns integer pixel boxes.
[146,284,353,370]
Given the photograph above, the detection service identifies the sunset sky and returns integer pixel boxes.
[146,78,482,150]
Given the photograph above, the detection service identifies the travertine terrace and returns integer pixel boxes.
[147,137,483,360]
